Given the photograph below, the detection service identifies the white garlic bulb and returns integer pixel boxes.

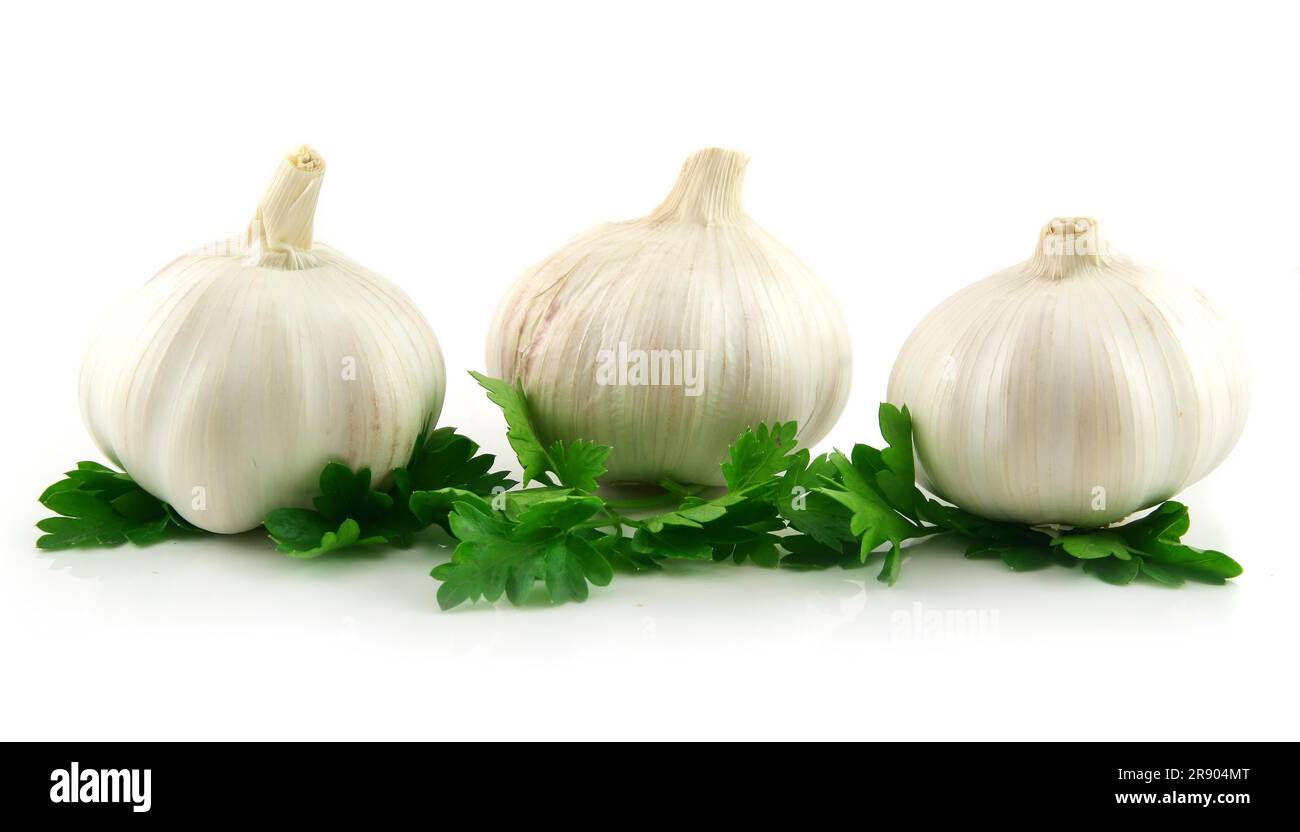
[486,148,852,486]
[888,217,1248,527]
[80,147,445,533]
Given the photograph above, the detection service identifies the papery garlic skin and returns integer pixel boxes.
[888,218,1248,527]
[487,148,852,486]
[80,148,445,533]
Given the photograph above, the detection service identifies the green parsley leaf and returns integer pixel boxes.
[312,464,395,523]
[405,425,516,495]
[592,532,663,573]
[36,462,199,550]
[818,450,919,583]
[469,371,556,486]
[263,508,334,551]
[642,493,745,533]
[778,534,865,570]
[1053,531,1131,560]
[546,438,610,493]
[1083,555,1141,585]
[776,450,855,549]
[1025,503,1242,586]
[633,494,784,564]
[470,371,612,493]
[497,486,575,520]
[874,403,919,520]
[998,545,1055,572]
[409,487,493,528]
[721,421,799,492]
[276,516,386,559]
[1118,502,1242,581]
[266,463,394,555]
[630,526,714,560]
[1136,557,1185,587]
[410,486,587,531]
[431,496,613,609]
[389,424,517,537]
[725,538,780,567]
[265,424,515,556]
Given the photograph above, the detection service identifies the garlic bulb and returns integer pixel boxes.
[486,148,852,486]
[888,218,1248,527]
[80,147,445,533]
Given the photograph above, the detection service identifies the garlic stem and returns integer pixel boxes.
[649,147,748,224]
[1028,216,1110,279]
[248,146,325,256]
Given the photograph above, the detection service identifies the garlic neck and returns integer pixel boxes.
[1028,217,1109,279]
[649,148,748,225]
[246,146,325,266]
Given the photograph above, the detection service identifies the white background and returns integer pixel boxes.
[1,0,1296,741]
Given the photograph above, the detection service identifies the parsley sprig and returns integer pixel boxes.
[782,405,1241,587]
[36,462,201,549]
[423,379,1241,608]
[263,424,516,556]
[36,424,516,557]
[36,374,1241,605]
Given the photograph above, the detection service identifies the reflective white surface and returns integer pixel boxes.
[2,0,1297,741]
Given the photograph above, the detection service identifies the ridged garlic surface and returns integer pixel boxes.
[487,148,852,486]
[80,148,445,533]
[888,218,1248,527]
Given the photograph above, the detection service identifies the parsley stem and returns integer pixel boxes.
[602,505,640,533]
[569,517,622,532]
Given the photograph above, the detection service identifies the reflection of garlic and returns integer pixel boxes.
[487,148,852,485]
[80,148,445,533]
[888,218,1249,526]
